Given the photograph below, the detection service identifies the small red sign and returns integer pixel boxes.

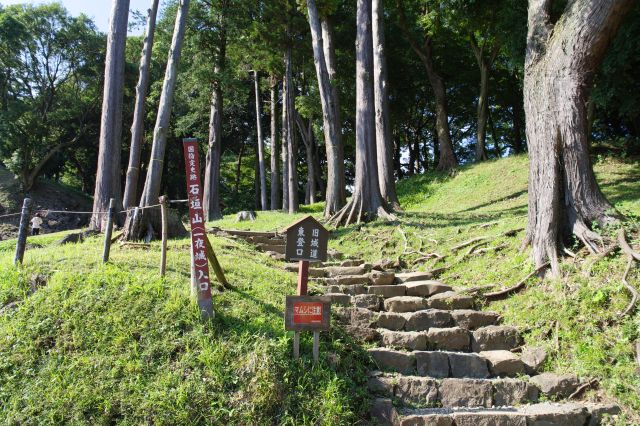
[293,302,323,325]
[182,139,211,303]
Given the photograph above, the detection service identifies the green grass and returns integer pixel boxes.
[1,154,639,423]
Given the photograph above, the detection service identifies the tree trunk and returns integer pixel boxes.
[203,78,223,220]
[331,0,394,227]
[253,71,268,210]
[475,56,490,161]
[281,80,289,213]
[523,0,632,275]
[91,0,130,231]
[123,0,159,209]
[283,44,298,213]
[125,0,190,240]
[296,113,316,204]
[396,0,457,172]
[235,140,245,194]
[203,19,227,221]
[269,77,281,210]
[306,1,346,216]
[372,0,400,209]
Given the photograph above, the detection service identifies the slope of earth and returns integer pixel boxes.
[217,154,640,422]
[0,154,638,423]
[0,165,92,240]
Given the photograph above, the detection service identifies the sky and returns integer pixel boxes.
[0,0,155,34]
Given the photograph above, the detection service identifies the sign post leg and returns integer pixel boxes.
[102,198,115,263]
[14,198,32,265]
[293,331,300,359]
[297,260,309,296]
[313,331,319,363]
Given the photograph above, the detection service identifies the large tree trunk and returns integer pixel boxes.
[123,0,159,209]
[523,0,632,275]
[396,0,457,172]
[269,76,281,210]
[125,0,190,240]
[306,1,346,217]
[283,44,298,213]
[332,0,394,227]
[90,0,130,231]
[253,71,268,210]
[372,0,400,209]
[281,80,290,213]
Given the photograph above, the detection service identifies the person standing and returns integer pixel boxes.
[30,213,43,236]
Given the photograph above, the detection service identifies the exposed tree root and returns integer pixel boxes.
[618,228,640,261]
[483,262,550,301]
[412,252,446,265]
[461,284,496,295]
[430,266,449,277]
[568,378,598,400]
[463,240,490,258]
[502,228,525,237]
[452,237,488,252]
[582,243,617,277]
[473,243,508,256]
[330,198,396,227]
[619,257,638,318]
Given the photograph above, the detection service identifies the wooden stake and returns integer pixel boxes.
[102,198,115,263]
[313,331,319,363]
[204,235,229,287]
[14,198,32,265]
[293,331,300,359]
[159,195,168,276]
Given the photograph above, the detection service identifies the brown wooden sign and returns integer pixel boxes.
[284,215,329,262]
[285,296,331,332]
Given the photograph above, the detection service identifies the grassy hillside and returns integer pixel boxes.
[1,155,639,423]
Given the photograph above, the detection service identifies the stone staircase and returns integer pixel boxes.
[211,228,621,425]
[317,265,621,425]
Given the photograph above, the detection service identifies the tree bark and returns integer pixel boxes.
[91,0,130,231]
[253,71,268,210]
[283,44,298,213]
[523,0,632,275]
[296,112,316,204]
[123,0,159,209]
[331,0,394,226]
[470,36,500,163]
[203,10,227,221]
[203,77,223,220]
[372,0,400,209]
[306,1,346,216]
[269,76,281,210]
[396,0,457,172]
[125,0,190,239]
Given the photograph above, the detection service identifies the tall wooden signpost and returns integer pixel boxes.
[183,138,214,319]
[284,216,330,362]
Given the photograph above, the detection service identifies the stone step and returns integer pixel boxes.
[395,271,437,283]
[375,309,501,332]
[371,399,620,426]
[323,265,370,277]
[256,243,285,254]
[369,374,539,408]
[368,348,527,378]
[383,293,474,313]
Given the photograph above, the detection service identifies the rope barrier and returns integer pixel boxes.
[0,198,186,221]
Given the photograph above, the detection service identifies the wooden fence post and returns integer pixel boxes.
[14,198,32,265]
[159,196,168,276]
[102,198,115,263]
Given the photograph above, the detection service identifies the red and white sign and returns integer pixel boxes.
[183,138,211,303]
[293,302,323,325]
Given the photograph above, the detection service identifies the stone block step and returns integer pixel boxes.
[395,271,436,283]
[256,243,285,254]
[383,293,474,313]
[390,402,620,426]
[375,309,501,332]
[368,374,539,408]
[324,265,368,277]
[368,348,526,378]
